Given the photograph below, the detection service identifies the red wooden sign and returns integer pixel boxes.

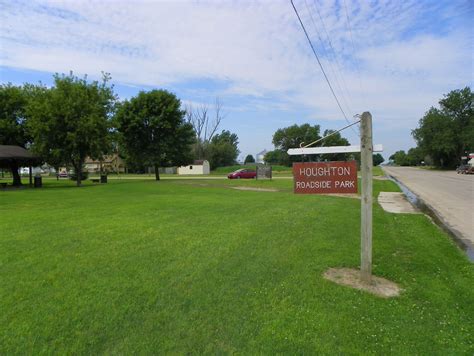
[293,161,358,194]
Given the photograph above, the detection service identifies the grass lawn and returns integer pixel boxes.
[1,177,473,354]
[212,164,291,175]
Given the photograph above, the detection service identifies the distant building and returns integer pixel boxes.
[84,154,126,173]
[178,160,210,175]
[256,149,267,164]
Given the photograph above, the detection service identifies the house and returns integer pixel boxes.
[84,154,126,173]
[256,149,267,164]
[178,160,210,175]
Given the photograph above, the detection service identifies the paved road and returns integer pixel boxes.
[383,166,474,249]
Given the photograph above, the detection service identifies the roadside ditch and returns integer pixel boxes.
[386,174,474,262]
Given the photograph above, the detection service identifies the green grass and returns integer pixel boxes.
[372,166,384,176]
[212,164,291,174]
[1,177,473,354]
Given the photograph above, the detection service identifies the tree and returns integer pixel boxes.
[412,108,458,168]
[244,154,255,164]
[264,149,289,166]
[27,72,116,186]
[412,87,473,168]
[208,130,239,169]
[373,153,384,166]
[116,89,194,180]
[0,84,31,185]
[406,147,423,166]
[389,150,408,166]
[272,123,321,165]
[319,129,350,162]
[185,98,225,159]
[273,123,321,152]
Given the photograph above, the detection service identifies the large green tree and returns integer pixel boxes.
[272,123,321,166]
[412,87,473,168]
[115,89,194,180]
[406,147,423,166]
[319,129,350,162]
[271,124,351,165]
[273,123,321,152]
[0,84,31,185]
[0,84,30,146]
[28,73,116,186]
[264,149,289,166]
[208,130,239,169]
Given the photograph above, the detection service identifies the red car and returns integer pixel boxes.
[227,169,256,179]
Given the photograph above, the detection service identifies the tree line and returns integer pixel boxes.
[263,123,384,167]
[390,87,473,168]
[0,72,240,186]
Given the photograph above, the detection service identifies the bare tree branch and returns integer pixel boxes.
[186,98,225,159]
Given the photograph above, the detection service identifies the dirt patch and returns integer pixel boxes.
[323,267,401,298]
[231,186,279,192]
[320,193,360,199]
[373,176,389,180]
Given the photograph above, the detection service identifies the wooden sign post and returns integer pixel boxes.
[360,112,373,283]
[287,112,377,284]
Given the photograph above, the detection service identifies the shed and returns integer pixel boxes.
[178,160,210,175]
[0,145,41,186]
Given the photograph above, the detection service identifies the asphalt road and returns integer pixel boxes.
[383,166,474,249]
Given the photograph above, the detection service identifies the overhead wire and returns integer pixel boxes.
[290,0,359,138]
[300,119,360,148]
[303,0,355,118]
[342,0,368,110]
[312,0,357,113]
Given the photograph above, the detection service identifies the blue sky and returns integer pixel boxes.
[1,0,472,161]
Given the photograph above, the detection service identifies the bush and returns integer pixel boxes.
[69,171,89,181]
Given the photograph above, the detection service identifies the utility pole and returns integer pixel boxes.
[360,112,373,283]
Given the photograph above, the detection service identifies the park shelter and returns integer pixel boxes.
[0,145,41,186]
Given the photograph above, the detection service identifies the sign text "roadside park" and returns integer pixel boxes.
[293,161,358,194]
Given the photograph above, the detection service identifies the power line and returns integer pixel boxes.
[303,0,354,117]
[290,0,358,137]
[301,119,360,148]
[312,0,357,113]
[342,0,368,109]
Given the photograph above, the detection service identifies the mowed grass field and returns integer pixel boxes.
[1,176,473,354]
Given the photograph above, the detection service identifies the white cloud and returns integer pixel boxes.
[0,0,472,154]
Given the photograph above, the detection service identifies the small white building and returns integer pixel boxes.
[178,160,210,175]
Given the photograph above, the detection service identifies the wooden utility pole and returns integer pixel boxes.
[360,112,373,283]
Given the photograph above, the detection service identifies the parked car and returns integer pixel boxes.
[227,169,256,179]
[456,164,473,174]
[456,164,466,174]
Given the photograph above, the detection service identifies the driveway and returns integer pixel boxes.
[383,166,474,250]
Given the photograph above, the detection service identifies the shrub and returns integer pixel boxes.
[69,171,89,181]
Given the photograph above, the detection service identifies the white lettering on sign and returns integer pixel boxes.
[299,166,351,177]
[335,180,355,188]
[296,181,332,189]
[293,161,358,194]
